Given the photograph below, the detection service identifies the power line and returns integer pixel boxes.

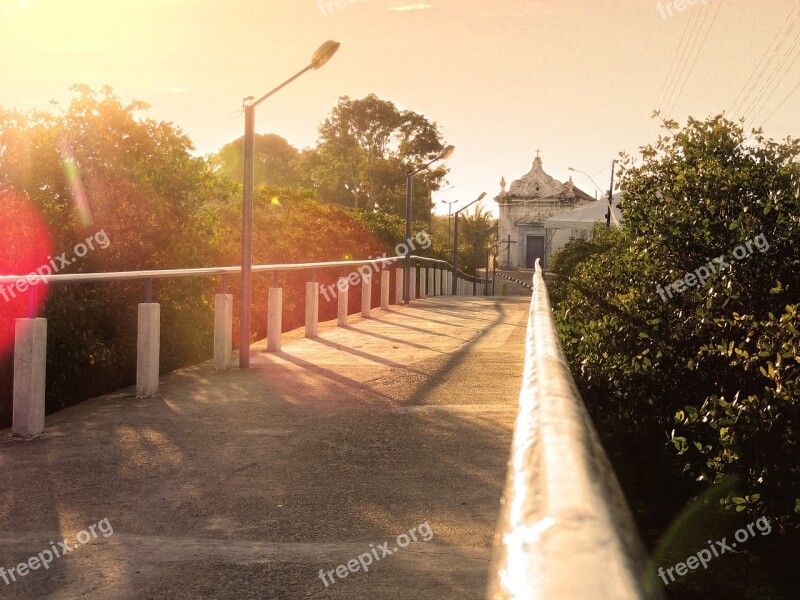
[758,77,800,128]
[733,5,800,119]
[728,3,798,115]
[744,17,800,128]
[649,9,697,120]
[662,0,715,117]
[645,2,709,140]
[664,0,725,118]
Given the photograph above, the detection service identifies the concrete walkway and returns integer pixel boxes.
[0,295,530,599]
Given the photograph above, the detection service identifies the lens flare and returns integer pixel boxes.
[0,190,53,357]
[60,143,93,227]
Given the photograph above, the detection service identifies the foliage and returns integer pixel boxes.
[551,115,800,526]
[212,133,302,187]
[0,87,424,427]
[299,94,451,220]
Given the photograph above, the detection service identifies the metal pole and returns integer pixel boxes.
[492,253,497,296]
[452,213,459,295]
[472,239,478,296]
[447,203,452,243]
[239,104,255,368]
[606,159,616,229]
[485,246,489,296]
[404,171,412,304]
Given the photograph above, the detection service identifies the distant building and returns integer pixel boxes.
[495,152,595,270]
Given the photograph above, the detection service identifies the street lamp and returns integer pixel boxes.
[440,198,459,242]
[567,160,616,229]
[404,144,455,304]
[452,192,487,295]
[239,40,340,368]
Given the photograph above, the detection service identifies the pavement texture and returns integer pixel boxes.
[0,295,531,600]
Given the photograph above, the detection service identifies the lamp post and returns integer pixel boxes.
[567,160,616,229]
[239,40,340,368]
[452,192,487,295]
[441,198,459,242]
[404,144,455,304]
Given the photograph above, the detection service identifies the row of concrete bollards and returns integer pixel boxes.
[10,265,481,440]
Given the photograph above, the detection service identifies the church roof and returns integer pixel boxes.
[495,153,594,203]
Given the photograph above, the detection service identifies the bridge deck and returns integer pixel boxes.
[0,296,529,599]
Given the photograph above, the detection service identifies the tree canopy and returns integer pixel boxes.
[298,94,451,220]
[212,133,301,187]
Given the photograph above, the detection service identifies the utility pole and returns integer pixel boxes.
[606,159,616,229]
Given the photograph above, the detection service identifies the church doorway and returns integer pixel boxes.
[525,235,545,268]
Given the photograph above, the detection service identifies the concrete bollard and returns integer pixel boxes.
[428,268,435,297]
[409,267,417,301]
[395,268,404,305]
[214,294,233,370]
[337,278,348,326]
[137,303,160,397]
[420,268,427,299]
[380,270,390,310]
[361,273,371,318]
[305,282,319,338]
[12,318,47,439]
[502,283,508,296]
[268,287,282,352]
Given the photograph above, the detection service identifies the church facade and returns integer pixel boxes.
[495,152,595,270]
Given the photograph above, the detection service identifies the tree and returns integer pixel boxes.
[0,85,236,423]
[456,204,496,273]
[299,94,451,220]
[213,133,301,187]
[552,115,800,526]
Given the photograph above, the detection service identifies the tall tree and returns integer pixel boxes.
[213,133,301,187]
[299,94,451,221]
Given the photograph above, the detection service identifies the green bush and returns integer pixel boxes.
[552,115,800,527]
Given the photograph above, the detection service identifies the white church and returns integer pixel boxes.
[495,152,601,270]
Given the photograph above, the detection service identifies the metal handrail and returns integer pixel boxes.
[0,255,486,286]
[487,260,661,600]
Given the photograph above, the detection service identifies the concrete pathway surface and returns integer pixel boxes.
[0,295,530,599]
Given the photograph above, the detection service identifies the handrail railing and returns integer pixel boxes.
[0,255,485,286]
[5,251,492,438]
[487,260,661,600]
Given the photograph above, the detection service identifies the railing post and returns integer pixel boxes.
[305,281,319,338]
[214,294,233,370]
[337,277,348,326]
[361,272,372,318]
[12,318,47,439]
[137,303,160,397]
[395,267,404,305]
[267,287,282,351]
[409,267,417,301]
[380,270,390,310]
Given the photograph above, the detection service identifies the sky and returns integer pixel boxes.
[1,0,799,217]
